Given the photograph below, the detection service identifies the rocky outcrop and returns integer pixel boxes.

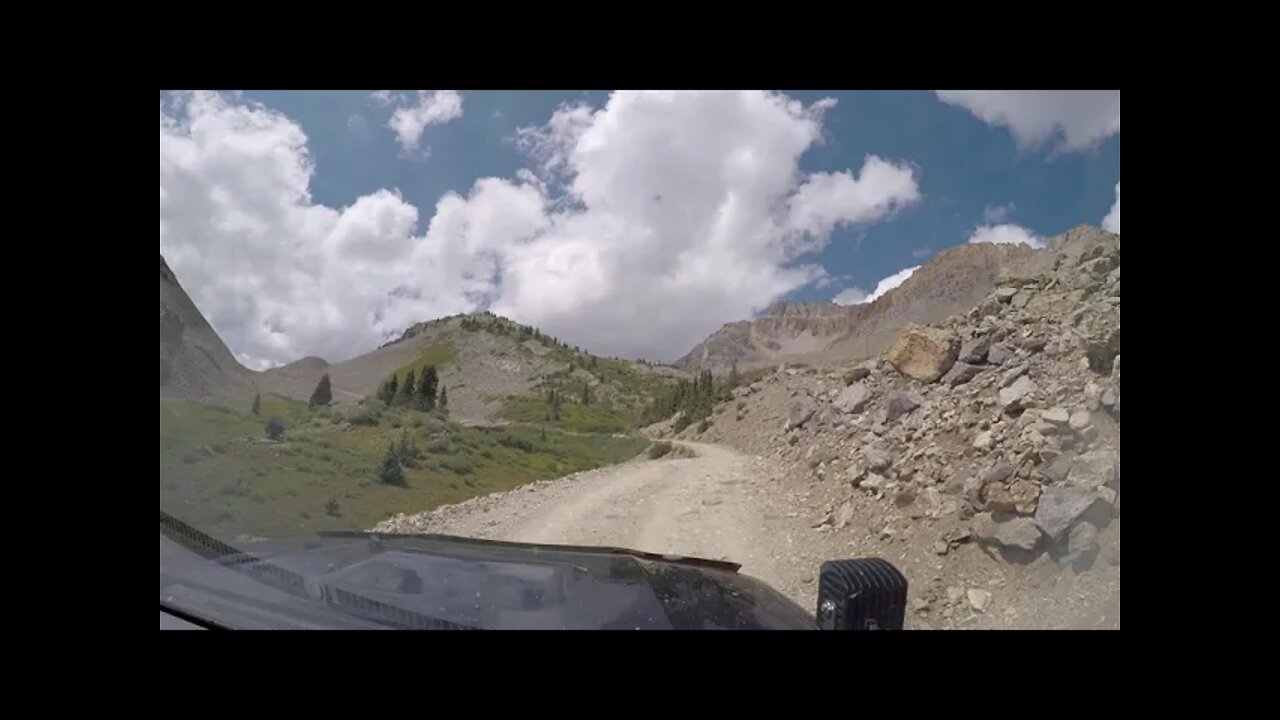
[699,224,1121,585]
[887,324,960,382]
[676,242,1039,372]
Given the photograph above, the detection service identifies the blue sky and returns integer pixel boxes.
[161,90,1120,366]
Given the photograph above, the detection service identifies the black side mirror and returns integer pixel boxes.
[815,558,908,630]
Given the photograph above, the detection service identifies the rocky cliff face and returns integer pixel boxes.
[159,255,255,402]
[676,238,1058,372]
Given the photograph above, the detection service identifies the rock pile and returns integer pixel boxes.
[700,228,1121,572]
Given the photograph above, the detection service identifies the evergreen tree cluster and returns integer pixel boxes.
[377,365,441,411]
[640,365,739,430]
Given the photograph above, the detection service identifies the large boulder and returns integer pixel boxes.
[887,324,960,383]
[786,399,817,430]
[1063,521,1100,568]
[959,335,994,364]
[1035,487,1109,542]
[833,382,871,415]
[1086,328,1121,375]
[941,362,983,387]
[1041,455,1072,483]
[884,390,922,423]
[998,364,1027,388]
[981,461,1015,485]
[1041,407,1070,428]
[1067,449,1120,489]
[864,446,893,473]
[982,479,1040,514]
[843,367,871,385]
[987,343,1015,366]
[973,512,1043,552]
[999,375,1037,413]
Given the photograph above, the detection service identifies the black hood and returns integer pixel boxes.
[160,517,816,630]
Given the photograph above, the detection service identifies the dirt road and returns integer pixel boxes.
[374,440,1120,628]
[375,441,824,611]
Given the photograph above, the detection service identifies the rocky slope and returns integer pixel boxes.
[676,237,1054,373]
[159,255,256,403]
[662,225,1121,628]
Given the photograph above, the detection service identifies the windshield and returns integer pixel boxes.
[160,90,1120,630]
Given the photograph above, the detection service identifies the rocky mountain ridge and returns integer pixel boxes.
[662,224,1121,628]
[675,226,1110,373]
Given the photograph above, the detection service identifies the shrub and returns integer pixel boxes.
[347,405,380,427]
[648,441,673,459]
[264,417,285,441]
[498,435,535,452]
[697,419,711,434]
[439,455,474,475]
[426,437,454,455]
[325,498,341,517]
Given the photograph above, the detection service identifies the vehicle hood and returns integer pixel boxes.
[160,525,815,630]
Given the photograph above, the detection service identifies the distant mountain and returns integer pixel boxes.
[676,226,1116,372]
[159,255,255,402]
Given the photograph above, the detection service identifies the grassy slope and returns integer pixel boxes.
[160,395,647,539]
[497,343,676,432]
[379,342,458,389]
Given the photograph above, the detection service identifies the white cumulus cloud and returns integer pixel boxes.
[1102,182,1120,233]
[968,223,1045,248]
[380,90,463,152]
[832,286,867,305]
[160,91,482,368]
[832,265,922,306]
[160,90,922,366]
[936,90,1120,153]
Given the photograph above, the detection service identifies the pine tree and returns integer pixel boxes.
[418,365,439,410]
[382,375,399,406]
[439,385,449,413]
[397,369,416,406]
[251,392,261,416]
[548,388,562,421]
[582,382,591,406]
[377,442,405,486]
[309,374,332,408]
[729,362,740,388]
